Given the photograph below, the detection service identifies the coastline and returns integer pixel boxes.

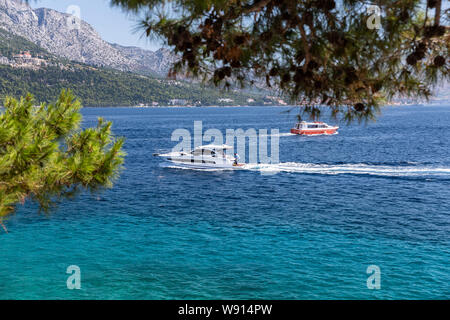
[82,102,450,108]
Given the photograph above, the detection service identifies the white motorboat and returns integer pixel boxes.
[156,144,244,169]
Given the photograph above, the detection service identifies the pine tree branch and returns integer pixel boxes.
[243,0,272,14]
[434,0,441,26]
[298,21,311,72]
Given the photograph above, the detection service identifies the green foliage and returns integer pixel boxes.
[0,28,53,60]
[0,64,264,106]
[0,90,125,219]
[112,0,449,120]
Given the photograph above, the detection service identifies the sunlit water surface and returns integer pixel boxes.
[1,105,449,299]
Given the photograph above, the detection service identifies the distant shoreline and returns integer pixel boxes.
[82,102,450,108]
[2,103,448,109]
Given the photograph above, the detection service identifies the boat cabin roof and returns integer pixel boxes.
[297,121,325,125]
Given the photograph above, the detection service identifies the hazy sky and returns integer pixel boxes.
[29,0,162,51]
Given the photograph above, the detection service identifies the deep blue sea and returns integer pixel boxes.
[1,105,449,299]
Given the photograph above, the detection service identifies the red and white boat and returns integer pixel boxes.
[291,121,339,135]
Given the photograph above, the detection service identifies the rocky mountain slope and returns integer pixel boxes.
[0,0,175,76]
[111,44,178,77]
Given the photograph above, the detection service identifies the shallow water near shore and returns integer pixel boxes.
[1,105,449,299]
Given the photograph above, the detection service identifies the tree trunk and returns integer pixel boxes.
[434,0,441,26]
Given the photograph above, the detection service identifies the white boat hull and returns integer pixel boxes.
[158,154,242,169]
[156,145,244,170]
[164,160,242,169]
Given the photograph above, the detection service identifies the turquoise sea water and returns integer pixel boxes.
[1,105,449,299]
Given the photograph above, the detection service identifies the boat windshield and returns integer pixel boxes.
[192,149,203,156]
[191,148,217,156]
[191,146,232,157]
[203,149,216,156]
[308,124,327,128]
[215,149,227,156]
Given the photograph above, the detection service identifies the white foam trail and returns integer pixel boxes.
[259,132,296,137]
[242,162,450,177]
[160,160,450,177]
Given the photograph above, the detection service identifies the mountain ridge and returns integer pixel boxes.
[0,0,175,76]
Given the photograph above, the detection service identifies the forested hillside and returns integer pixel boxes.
[0,64,265,106]
[0,29,265,106]
[0,28,53,59]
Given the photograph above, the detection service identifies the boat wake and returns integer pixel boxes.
[260,132,338,137]
[161,161,450,178]
[259,132,296,137]
[243,162,450,177]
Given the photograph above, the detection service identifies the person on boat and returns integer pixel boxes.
[233,153,240,166]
